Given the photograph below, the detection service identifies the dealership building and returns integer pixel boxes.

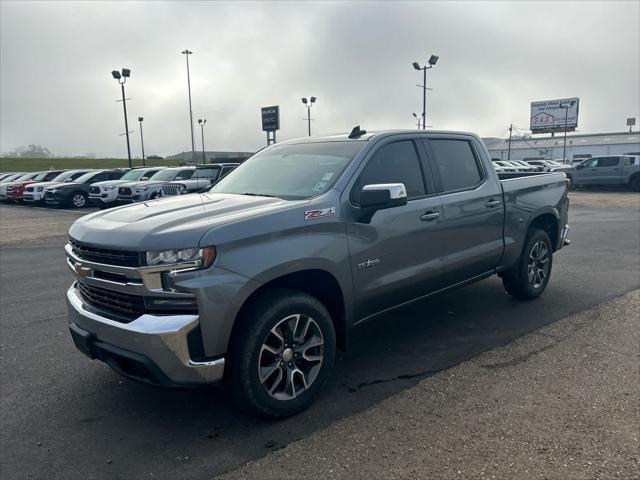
[483,131,640,162]
[167,150,254,163]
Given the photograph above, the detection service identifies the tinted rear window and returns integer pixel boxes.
[428,139,483,191]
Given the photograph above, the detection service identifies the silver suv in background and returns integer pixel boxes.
[160,163,239,196]
[117,167,195,203]
[89,167,165,208]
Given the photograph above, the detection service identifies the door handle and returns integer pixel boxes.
[485,199,502,208]
[420,211,440,221]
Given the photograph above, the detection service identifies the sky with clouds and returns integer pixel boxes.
[1,0,638,157]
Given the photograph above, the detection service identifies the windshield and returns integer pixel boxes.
[33,172,49,181]
[119,169,147,181]
[149,169,185,182]
[211,141,364,199]
[74,171,101,183]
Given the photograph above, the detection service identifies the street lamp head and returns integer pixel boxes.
[412,62,421,70]
[138,117,144,122]
[121,68,131,78]
[428,55,439,66]
[181,49,192,55]
[310,96,316,103]
[302,97,308,104]
[413,113,418,118]
[198,119,202,124]
[111,70,121,79]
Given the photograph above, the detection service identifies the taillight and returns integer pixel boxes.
[565,178,571,190]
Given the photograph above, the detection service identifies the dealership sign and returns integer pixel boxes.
[261,105,280,132]
[530,98,579,134]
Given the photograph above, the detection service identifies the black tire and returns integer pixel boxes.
[502,229,553,300]
[68,191,88,208]
[226,288,336,418]
[631,176,640,192]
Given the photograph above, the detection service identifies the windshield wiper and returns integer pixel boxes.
[240,192,280,198]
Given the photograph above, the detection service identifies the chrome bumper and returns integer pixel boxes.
[66,284,225,385]
[560,224,571,247]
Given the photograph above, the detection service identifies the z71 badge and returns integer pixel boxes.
[305,207,336,220]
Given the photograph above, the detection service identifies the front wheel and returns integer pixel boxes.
[69,192,88,208]
[631,176,640,192]
[502,229,553,299]
[226,289,336,417]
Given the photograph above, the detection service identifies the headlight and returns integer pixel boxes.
[104,185,117,191]
[37,186,44,192]
[136,185,149,191]
[49,189,57,193]
[146,246,216,269]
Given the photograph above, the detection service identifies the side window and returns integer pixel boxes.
[350,140,425,204]
[583,159,598,168]
[597,157,619,168]
[110,171,125,180]
[90,172,110,183]
[175,169,194,180]
[194,167,220,179]
[427,139,483,192]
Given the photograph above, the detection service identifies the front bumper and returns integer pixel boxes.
[23,191,44,202]
[560,224,571,247]
[66,284,225,386]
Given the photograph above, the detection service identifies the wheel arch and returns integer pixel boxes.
[230,269,349,351]
[527,212,559,251]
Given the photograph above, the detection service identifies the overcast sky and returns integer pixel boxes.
[1,0,639,157]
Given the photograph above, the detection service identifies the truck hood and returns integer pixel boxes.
[68,192,302,251]
[91,180,130,188]
[29,181,63,190]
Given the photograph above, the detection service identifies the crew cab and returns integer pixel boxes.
[45,169,128,208]
[24,169,96,204]
[89,167,165,208]
[563,155,640,191]
[117,167,195,203]
[65,129,570,417]
[160,163,239,196]
[6,170,65,202]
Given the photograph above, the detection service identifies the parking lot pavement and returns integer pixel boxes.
[0,192,639,480]
[0,204,97,245]
[220,290,640,480]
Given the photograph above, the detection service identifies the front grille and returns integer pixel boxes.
[45,191,55,199]
[77,282,146,323]
[89,186,100,195]
[25,186,34,192]
[118,187,132,196]
[161,184,184,196]
[69,237,142,267]
[77,282,197,323]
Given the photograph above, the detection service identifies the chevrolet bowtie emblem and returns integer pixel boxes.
[74,262,91,278]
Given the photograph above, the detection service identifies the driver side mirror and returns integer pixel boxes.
[140,176,149,181]
[357,183,407,223]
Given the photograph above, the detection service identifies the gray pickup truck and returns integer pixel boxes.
[65,129,570,417]
[559,155,640,191]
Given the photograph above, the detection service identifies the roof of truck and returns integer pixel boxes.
[278,129,478,145]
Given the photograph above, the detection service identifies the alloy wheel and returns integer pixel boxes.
[72,194,86,208]
[527,240,549,288]
[258,314,324,401]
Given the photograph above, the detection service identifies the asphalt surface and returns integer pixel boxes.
[221,290,640,480]
[0,193,639,480]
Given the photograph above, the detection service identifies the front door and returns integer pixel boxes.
[345,138,447,321]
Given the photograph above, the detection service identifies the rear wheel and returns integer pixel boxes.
[631,176,640,192]
[226,288,336,417]
[502,229,553,299]
[69,192,87,208]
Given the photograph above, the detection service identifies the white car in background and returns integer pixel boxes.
[89,166,165,208]
[493,161,519,173]
[509,160,538,172]
[23,169,95,204]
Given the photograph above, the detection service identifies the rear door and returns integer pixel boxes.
[595,157,622,184]
[345,137,446,320]
[422,136,504,286]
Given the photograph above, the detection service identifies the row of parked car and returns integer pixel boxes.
[0,163,239,208]
[492,159,565,173]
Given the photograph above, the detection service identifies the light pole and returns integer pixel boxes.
[412,55,438,130]
[198,118,207,163]
[412,112,422,129]
[138,117,146,166]
[301,96,316,136]
[507,123,513,160]
[181,49,196,164]
[559,101,575,163]
[111,68,132,169]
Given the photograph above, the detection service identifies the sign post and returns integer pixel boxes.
[627,117,636,133]
[261,106,280,146]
